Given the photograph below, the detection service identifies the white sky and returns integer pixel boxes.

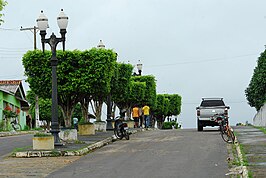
[0,0,262,128]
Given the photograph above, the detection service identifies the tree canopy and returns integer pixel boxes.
[245,50,266,111]
[131,75,157,109]
[23,48,117,126]
[111,63,134,110]
[0,0,7,25]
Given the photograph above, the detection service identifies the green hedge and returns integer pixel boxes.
[162,121,179,129]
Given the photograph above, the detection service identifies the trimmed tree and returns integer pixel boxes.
[111,63,134,117]
[80,48,117,121]
[23,50,82,127]
[164,94,182,117]
[23,49,116,126]
[0,0,7,25]
[245,50,266,111]
[131,75,157,109]
[154,94,166,129]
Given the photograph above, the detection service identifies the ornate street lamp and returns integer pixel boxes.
[36,9,68,146]
[136,60,143,76]
[97,40,113,130]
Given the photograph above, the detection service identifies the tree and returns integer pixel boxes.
[23,48,117,126]
[245,50,266,111]
[27,90,63,129]
[164,94,182,116]
[0,0,7,25]
[153,94,166,129]
[131,75,157,109]
[111,63,134,114]
[23,50,83,127]
[129,81,146,107]
[79,48,117,121]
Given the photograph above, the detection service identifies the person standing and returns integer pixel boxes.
[139,106,143,128]
[132,106,139,128]
[73,117,78,131]
[142,104,150,128]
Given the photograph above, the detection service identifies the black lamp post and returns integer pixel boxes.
[36,9,68,146]
[136,60,143,76]
[97,40,113,130]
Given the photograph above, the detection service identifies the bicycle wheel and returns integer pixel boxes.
[229,128,235,144]
[13,124,22,131]
[221,128,234,144]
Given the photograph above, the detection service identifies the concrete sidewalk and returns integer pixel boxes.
[13,128,147,158]
[233,126,266,177]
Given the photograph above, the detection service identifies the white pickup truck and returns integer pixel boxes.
[196,98,230,131]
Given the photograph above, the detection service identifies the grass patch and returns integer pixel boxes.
[248,171,253,178]
[34,132,52,137]
[231,144,241,166]
[239,143,249,166]
[253,126,266,134]
[12,146,32,152]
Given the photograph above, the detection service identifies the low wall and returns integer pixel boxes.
[94,122,106,132]
[253,103,266,126]
[59,129,77,141]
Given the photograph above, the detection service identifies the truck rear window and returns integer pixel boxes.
[200,100,225,107]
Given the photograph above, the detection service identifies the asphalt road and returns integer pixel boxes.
[0,134,33,159]
[48,129,229,178]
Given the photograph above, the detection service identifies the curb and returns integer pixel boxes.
[14,128,147,158]
[230,137,249,178]
[0,131,38,137]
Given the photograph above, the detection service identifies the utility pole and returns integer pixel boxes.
[20,26,40,128]
[20,26,38,50]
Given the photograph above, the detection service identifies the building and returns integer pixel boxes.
[0,80,29,130]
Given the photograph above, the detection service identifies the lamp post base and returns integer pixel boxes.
[106,119,113,130]
[50,130,63,146]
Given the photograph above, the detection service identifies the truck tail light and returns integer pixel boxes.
[224,108,228,116]
[197,110,200,116]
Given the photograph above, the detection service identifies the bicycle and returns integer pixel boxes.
[213,113,235,144]
[10,117,22,131]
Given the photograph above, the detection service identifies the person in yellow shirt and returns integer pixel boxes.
[132,106,139,128]
[142,105,150,128]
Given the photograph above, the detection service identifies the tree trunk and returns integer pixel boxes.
[126,107,132,121]
[93,100,103,122]
[59,94,80,128]
[80,98,90,122]
[60,105,74,128]
[47,120,51,130]
[111,102,116,119]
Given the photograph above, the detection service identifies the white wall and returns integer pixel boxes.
[253,103,266,126]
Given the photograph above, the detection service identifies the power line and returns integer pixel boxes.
[0,47,31,50]
[0,27,19,31]
[182,100,247,105]
[147,53,258,67]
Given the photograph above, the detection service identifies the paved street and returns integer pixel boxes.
[48,129,228,178]
[0,134,33,159]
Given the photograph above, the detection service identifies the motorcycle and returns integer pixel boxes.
[114,116,130,140]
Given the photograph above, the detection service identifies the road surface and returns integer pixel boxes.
[48,129,229,178]
[0,134,33,159]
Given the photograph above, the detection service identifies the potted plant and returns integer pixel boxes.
[78,118,95,135]
[94,121,106,132]
[32,132,54,150]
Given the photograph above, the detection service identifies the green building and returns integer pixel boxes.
[0,80,29,130]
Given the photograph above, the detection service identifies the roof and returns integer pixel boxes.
[0,80,29,108]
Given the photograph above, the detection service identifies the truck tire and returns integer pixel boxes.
[197,120,203,131]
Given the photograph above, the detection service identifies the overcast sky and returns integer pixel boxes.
[0,0,263,128]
